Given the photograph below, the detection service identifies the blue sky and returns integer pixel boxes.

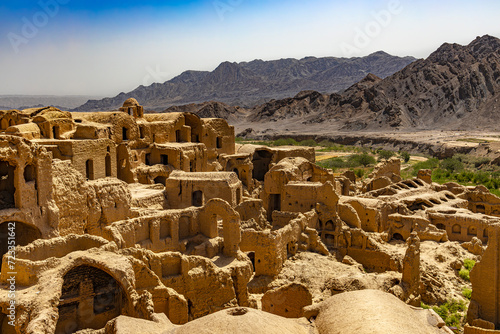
[1,0,499,96]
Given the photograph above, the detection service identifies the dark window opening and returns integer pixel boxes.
[392,233,404,241]
[24,164,35,182]
[105,154,112,177]
[192,190,203,207]
[216,137,223,149]
[139,126,145,139]
[236,188,242,204]
[0,161,15,209]
[190,160,194,172]
[268,193,281,221]
[53,125,60,139]
[252,150,273,181]
[476,204,486,214]
[161,154,169,165]
[436,223,446,230]
[145,153,151,166]
[193,134,200,143]
[0,222,41,269]
[233,168,239,178]
[122,127,129,141]
[175,130,181,142]
[154,176,166,185]
[86,159,94,180]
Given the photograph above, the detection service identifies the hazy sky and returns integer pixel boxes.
[1,0,499,97]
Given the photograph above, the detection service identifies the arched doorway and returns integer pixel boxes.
[55,265,125,333]
[0,222,41,267]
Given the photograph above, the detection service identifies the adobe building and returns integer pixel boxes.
[0,98,499,334]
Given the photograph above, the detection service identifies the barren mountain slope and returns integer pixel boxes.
[246,35,500,131]
[75,53,415,112]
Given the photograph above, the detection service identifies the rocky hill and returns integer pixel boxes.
[75,52,416,111]
[245,35,500,132]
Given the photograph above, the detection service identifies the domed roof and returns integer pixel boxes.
[122,98,140,108]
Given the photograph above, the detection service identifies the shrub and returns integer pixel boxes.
[464,259,475,271]
[378,150,395,161]
[462,287,472,300]
[298,139,317,147]
[349,153,376,167]
[440,158,464,173]
[273,138,298,146]
[400,151,411,163]
[317,157,348,170]
[459,268,470,281]
[354,169,365,179]
[431,300,466,328]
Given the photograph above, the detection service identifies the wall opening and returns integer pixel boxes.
[175,130,181,142]
[161,154,169,166]
[190,160,194,172]
[192,190,203,207]
[0,161,15,209]
[105,154,112,177]
[122,127,129,141]
[325,220,334,231]
[0,311,16,334]
[193,134,200,143]
[86,160,94,180]
[233,168,239,178]
[128,107,133,116]
[55,265,125,333]
[154,176,166,185]
[0,222,41,268]
[392,233,404,241]
[24,164,36,182]
[468,226,477,236]
[268,194,281,221]
[236,188,242,204]
[145,153,151,166]
[216,137,223,149]
[436,223,446,230]
[53,125,60,139]
[476,204,486,214]
[252,150,273,181]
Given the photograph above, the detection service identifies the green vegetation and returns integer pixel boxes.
[459,268,470,281]
[377,150,395,161]
[462,287,472,300]
[317,153,377,171]
[400,151,411,163]
[459,259,476,282]
[401,153,500,196]
[464,259,476,271]
[421,300,467,328]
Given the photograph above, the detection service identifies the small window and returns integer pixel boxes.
[122,127,129,141]
[139,126,145,138]
[52,126,60,139]
[105,154,112,177]
[145,153,151,166]
[192,190,203,207]
[216,137,222,149]
[161,155,169,165]
[86,159,94,180]
[24,164,35,182]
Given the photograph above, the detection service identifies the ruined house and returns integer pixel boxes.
[0,99,498,333]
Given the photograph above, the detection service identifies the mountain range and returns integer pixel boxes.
[75,52,416,111]
[240,35,500,131]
